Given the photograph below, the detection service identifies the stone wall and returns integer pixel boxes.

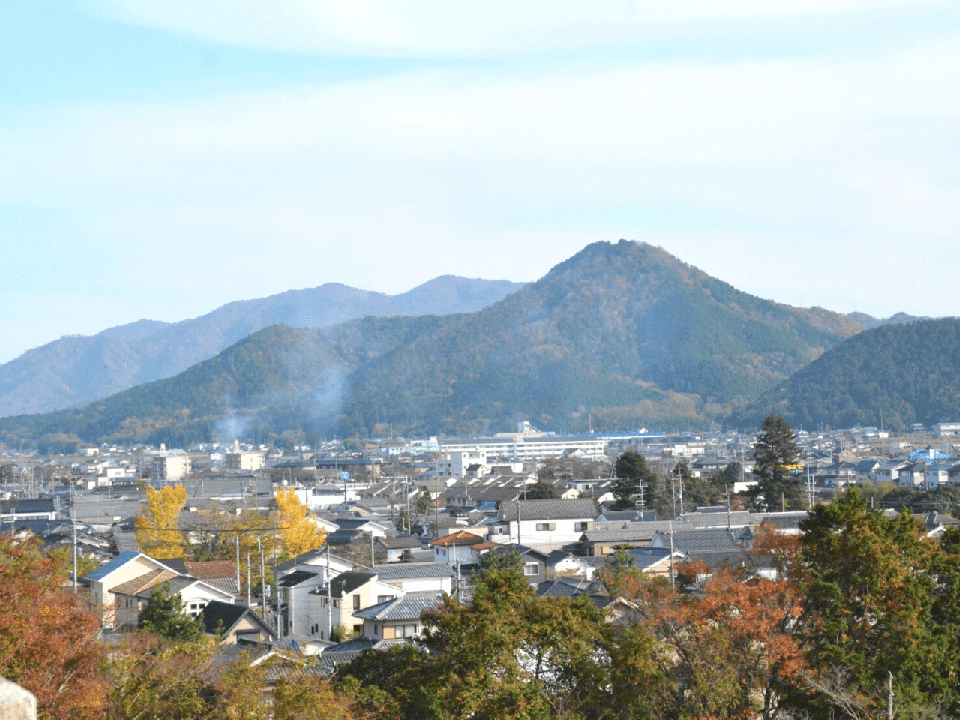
[0,677,36,720]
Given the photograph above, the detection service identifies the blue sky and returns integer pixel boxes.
[1,1,959,364]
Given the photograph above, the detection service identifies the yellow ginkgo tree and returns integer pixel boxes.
[135,484,187,559]
[274,487,326,560]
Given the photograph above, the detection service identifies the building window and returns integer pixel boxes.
[535,523,556,532]
[378,595,395,603]
[353,595,360,610]
[574,522,588,532]
[524,562,540,576]
[375,624,379,635]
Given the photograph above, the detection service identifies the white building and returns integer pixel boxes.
[441,435,606,463]
[153,453,189,482]
[490,499,596,546]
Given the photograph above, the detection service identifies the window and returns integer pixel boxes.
[378,595,395,603]
[524,562,540,576]
[574,522,589,532]
[535,523,556,532]
[375,624,379,635]
[353,595,360,610]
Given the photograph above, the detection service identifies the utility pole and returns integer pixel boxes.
[235,536,240,600]
[668,521,676,590]
[259,538,266,619]
[71,509,78,593]
[326,544,332,641]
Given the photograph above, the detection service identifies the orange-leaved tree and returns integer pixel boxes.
[0,537,106,720]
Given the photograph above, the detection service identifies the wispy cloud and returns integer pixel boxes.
[83,0,943,56]
[1,2,958,363]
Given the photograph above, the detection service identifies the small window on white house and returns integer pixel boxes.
[574,522,589,532]
[524,563,540,576]
[535,523,556,531]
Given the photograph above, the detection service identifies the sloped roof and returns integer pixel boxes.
[185,560,237,580]
[374,563,453,580]
[111,568,179,597]
[279,571,320,588]
[199,601,274,638]
[429,531,485,547]
[320,637,411,665]
[499,499,596,522]
[679,511,758,529]
[625,546,677,569]
[353,591,443,622]
[653,528,743,554]
[83,550,142,582]
[329,572,376,598]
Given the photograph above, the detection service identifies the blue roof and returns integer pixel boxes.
[83,550,141,582]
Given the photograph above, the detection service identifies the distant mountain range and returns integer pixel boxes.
[3,239,913,448]
[0,276,524,417]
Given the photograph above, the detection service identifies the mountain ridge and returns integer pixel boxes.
[0,275,525,417]
[0,240,881,447]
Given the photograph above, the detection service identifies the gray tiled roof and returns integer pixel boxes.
[354,591,443,621]
[499,499,596,522]
[374,563,454,580]
[654,528,744,554]
[678,511,758,529]
[320,637,412,665]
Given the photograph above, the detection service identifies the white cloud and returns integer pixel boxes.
[1,25,959,362]
[82,0,940,56]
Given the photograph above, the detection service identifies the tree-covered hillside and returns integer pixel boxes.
[0,241,868,447]
[738,317,960,430]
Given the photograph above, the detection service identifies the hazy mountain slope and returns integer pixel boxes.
[332,240,865,435]
[0,276,524,417]
[847,311,927,330]
[0,240,870,447]
[736,317,960,431]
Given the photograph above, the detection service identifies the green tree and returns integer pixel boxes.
[604,546,638,576]
[524,481,560,500]
[748,415,803,512]
[613,449,659,510]
[138,582,204,643]
[797,488,960,717]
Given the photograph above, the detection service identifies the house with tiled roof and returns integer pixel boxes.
[577,520,683,557]
[113,573,236,629]
[492,499,596,546]
[352,591,444,642]
[429,530,487,566]
[376,535,426,563]
[83,550,176,628]
[286,570,410,641]
[199,600,277,645]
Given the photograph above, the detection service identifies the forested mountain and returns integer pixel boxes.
[0,276,523,417]
[0,241,872,448]
[738,317,960,430]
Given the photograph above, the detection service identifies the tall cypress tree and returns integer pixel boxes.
[748,414,802,511]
